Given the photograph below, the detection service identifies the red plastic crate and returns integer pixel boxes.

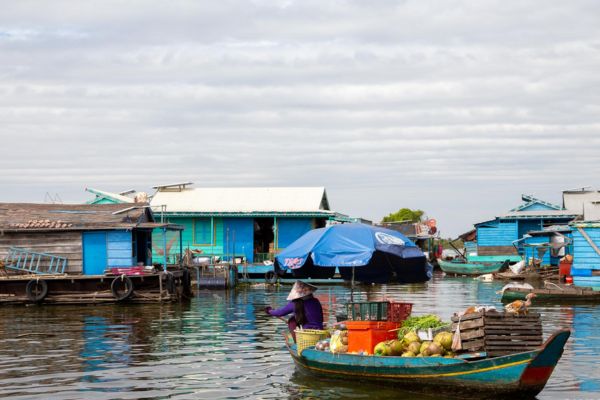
[387,302,413,323]
[346,320,400,355]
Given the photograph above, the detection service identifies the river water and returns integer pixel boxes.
[0,272,598,399]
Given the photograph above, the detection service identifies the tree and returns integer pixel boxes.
[382,208,424,223]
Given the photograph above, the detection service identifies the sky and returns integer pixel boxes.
[1,0,599,237]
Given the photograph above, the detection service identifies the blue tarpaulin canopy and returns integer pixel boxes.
[276,223,430,284]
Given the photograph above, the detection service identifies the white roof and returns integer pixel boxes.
[150,187,330,213]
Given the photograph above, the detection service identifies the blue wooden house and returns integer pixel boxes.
[570,222,600,288]
[149,183,352,265]
[474,194,578,260]
[0,203,182,275]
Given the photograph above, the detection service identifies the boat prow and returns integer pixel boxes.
[285,329,571,398]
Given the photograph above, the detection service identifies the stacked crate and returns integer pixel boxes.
[451,311,543,357]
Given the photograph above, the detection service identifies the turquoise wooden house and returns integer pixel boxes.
[474,194,578,260]
[149,183,350,264]
[570,222,600,288]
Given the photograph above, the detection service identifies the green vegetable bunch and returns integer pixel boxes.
[397,314,448,339]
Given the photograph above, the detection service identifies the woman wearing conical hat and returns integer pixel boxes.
[265,280,324,335]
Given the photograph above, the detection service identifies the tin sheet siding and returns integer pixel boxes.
[477,221,518,246]
[571,227,600,275]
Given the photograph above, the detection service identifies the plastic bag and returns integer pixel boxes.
[330,330,348,354]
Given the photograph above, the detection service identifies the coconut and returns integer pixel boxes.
[403,331,420,345]
[419,341,432,355]
[401,351,416,357]
[374,341,387,356]
[407,342,421,354]
[434,331,453,351]
[427,342,444,356]
[389,340,405,356]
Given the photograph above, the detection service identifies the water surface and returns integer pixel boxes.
[0,273,598,399]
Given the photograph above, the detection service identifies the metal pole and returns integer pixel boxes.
[162,227,167,272]
[350,267,355,302]
[179,229,183,266]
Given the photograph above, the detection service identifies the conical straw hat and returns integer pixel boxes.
[287,280,318,301]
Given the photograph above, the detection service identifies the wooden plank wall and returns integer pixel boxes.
[0,231,83,273]
[477,245,518,256]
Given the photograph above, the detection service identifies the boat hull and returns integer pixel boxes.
[438,259,506,276]
[286,329,570,398]
[502,287,600,303]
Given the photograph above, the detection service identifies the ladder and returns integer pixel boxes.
[4,247,67,274]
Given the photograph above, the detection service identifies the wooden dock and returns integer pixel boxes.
[0,269,192,305]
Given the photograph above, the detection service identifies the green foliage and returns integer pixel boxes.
[382,208,424,223]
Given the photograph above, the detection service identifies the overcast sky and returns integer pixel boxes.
[1,1,599,236]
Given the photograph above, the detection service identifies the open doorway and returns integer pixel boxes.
[254,218,274,262]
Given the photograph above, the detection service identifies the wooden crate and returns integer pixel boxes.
[451,311,542,357]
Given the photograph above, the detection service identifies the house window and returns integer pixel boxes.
[194,218,213,245]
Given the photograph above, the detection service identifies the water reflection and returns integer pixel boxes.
[0,274,598,399]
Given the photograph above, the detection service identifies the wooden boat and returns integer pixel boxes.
[438,258,508,276]
[501,285,600,303]
[285,329,570,398]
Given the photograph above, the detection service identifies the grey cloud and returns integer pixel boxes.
[1,0,599,235]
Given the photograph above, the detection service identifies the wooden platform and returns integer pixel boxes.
[0,269,191,305]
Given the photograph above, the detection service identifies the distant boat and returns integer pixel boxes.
[501,285,600,303]
[438,258,509,276]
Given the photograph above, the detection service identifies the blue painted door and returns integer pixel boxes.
[223,218,254,263]
[83,232,108,275]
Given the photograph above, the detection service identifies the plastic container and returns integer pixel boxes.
[345,320,400,354]
[559,261,572,278]
[346,302,389,321]
[387,302,413,323]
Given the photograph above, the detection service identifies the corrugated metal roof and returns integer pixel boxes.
[150,187,330,213]
[86,188,135,204]
[500,210,578,219]
[0,203,154,231]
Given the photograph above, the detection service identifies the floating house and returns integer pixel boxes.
[474,194,579,261]
[0,203,181,275]
[149,183,352,264]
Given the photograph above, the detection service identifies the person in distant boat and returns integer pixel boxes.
[265,280,324,339]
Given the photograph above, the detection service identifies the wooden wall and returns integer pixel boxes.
[477,245,518,256]
[0,231,83,273]
[572,227,600,275]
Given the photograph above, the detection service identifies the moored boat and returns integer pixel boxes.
[438,258,508,276]
[285,329,571,398]
[501,285,600,303]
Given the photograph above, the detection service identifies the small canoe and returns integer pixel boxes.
[438,258,508,276]
[501,286,600,303]
[285,329,570,398]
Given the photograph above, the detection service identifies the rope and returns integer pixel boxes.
[544,281,564,291]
